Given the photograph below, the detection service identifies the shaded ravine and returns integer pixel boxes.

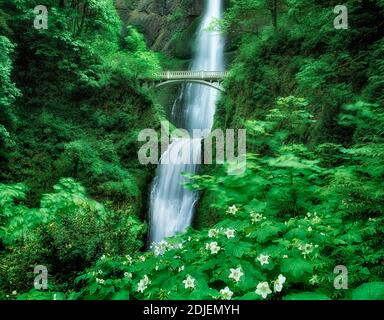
[149,0,225,244]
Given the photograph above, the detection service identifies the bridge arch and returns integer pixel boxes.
[141,71,228,93]
[154,79,225,92]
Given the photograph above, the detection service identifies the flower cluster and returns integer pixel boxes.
[255,274,286,299]
[250,211,266,223]
[226,205,239,215]
[152,240,171,256]
[298,243,314,257]
[208,228,235,239]
[126,255,133,264]
[137,275,151,293]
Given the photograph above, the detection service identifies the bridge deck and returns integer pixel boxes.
[149,71,228,81]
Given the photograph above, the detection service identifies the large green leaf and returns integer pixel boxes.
[283,292,331,300]
[280,258,313,280]
[352,282,384,300]
[112,290,130,300]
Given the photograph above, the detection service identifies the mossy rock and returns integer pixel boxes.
[193,189,221,229]
[166,16,201,59]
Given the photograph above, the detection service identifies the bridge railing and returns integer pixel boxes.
[151,71,228,81]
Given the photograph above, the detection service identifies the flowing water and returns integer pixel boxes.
[149,0,225,244]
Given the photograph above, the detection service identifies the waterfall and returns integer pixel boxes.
[149,0,225,244]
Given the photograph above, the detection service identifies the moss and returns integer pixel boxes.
[166,16,201,59]
[192,165,223,229]
[193,189,221,229]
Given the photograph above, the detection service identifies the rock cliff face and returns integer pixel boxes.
[114,0,204,58]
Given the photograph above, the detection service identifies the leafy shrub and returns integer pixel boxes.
[0,178,146,296]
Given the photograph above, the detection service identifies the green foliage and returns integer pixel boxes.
[283,292,330,300]
[0,0,159,207]
[0,35,20,166]
[0,178,146,297]
[351,282,384,300]
[19,93,381,300]
[1,0,383,302]
[219,0,383,144]
[0,36,20,124]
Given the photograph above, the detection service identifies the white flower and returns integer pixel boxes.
[155,265,159,271]
[224,228,235,239]
[229,267,244,283]
[226,205,239,215]
[283,255,288,259]
[220,287,233,300]
[299,243,314,256]
[100,254,106,260]
[125,255,133,264]
[137,282,147,293]
[255,282,272,299]
[175,242,183,249]
[153,240,170,256]
[312,216,321,224]
[206,242,221,254]
[250,212,264,223]
[96,278,105,285]
[257,254,270,266]
[188,236,192,241]
[183,275,196,289]
[124,272,132,279]
[137,275,150,293]
[309,275,319,285]
[12,290,17,295]
[208,229,219,238]
[139,256,146,262]
[273,274,286,292]
[307,227,312,232]
[98,270,103,275]
[178,266,185,272]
